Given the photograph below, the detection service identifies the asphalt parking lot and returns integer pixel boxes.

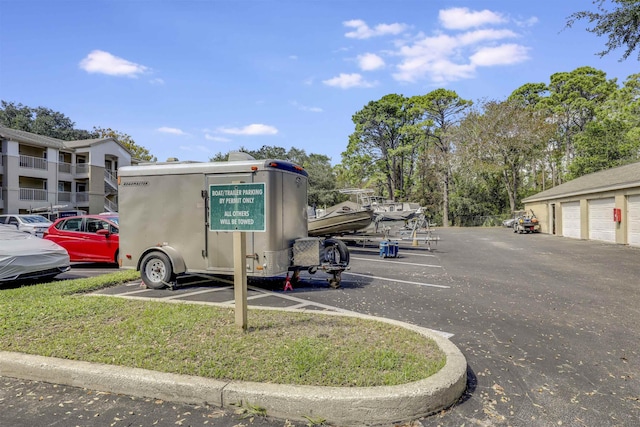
[2,227,640,426]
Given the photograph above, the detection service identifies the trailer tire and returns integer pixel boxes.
[141,252,174,289]
[323,238,350,266]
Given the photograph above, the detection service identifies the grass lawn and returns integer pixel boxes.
[0,271,445,387]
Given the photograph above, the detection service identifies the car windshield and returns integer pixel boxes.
[103,216,119,225]
[22,215,51,223]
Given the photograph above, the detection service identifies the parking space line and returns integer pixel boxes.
[344,272,450,289]
[246,292,276,301]
[350,257,442,268]
[163,287,232,300]
[91,285,455,337]
[116,288,155,296]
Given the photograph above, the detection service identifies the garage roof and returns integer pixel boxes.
[523,161,640,203]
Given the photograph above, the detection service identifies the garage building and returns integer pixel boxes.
[522,161,640,247]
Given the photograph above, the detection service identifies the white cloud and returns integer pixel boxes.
[291,101,323,112]
[205,134,231,142]
[394,57,475,84]
[323,73,376,89]
[516,16,539,28]
[358,53,385,71]
[470,44,530,66]
[457,29,519,46]
[439,7,506,30]
[157,127,187,135]
[217,124,278,135]
[149,78,165,85]
[336,8,534,87]
[344,19,407,39]
[79,50,148,77]
[392,16,529,84]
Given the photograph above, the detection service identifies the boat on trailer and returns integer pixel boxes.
[308,201,374,237]
[339,189,422,222]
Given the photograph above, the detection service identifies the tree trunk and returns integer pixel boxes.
[442,172,450,227]
[503,169,516,214]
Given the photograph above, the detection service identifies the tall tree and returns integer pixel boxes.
[304,153,342,207]
[537,66,618,184]
[569,73,640,177]
[342,94,423,201]
[456,99,555,213]
[412,89,472,227]
[93,127,156,161]
[509,83,549,107]
[0,101,33,131]
[566,0,640,61]
[0,101,96,140]
[0,101,156,159]
[509,83,552,192]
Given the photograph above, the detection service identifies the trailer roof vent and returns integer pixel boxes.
[166,157,180,162]
[228,151,256,161]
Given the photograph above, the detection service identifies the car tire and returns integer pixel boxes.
[140,252,174,289]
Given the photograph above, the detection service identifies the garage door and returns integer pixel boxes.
[562,201,581,239]
[628,195,640,247]
[588,198,616,243]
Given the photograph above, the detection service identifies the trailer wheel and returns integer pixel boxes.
[140,252,174,289]
[323,238,350,265]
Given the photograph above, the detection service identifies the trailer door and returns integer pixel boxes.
[205,173,255,273]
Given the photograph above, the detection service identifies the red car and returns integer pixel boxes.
[44,214,119,264]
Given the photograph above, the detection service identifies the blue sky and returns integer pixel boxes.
[1,1,637,165]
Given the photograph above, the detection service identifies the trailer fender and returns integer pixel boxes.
[137,246,187,275]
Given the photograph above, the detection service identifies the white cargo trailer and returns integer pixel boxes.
[118,158,349,289]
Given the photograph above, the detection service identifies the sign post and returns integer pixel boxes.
[208,182,266,329]
[233,230,247,328]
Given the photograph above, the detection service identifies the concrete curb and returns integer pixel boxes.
[0,312,466,426]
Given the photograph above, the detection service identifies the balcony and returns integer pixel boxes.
[58,162,72,174]
[19,155,48,170]
[57,191,72,203]
[75,164,89,175]
[76,192,89,203]
[19,188,48,201]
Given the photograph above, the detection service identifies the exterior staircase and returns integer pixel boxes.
[104,170,118,212]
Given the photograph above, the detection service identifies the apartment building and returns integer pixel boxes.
[0,126,136,215]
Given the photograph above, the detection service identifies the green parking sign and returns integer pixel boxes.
[209,183,266,232]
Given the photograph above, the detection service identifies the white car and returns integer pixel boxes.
[0,214,52,238]
[0,224,70,283]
